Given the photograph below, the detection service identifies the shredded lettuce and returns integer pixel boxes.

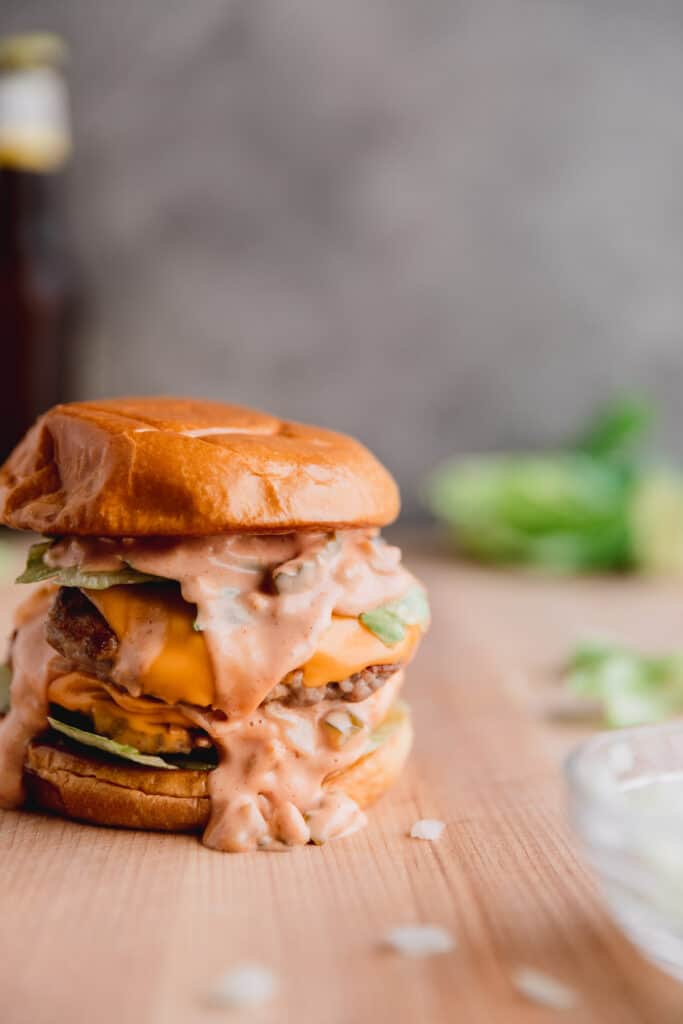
[47,711,216,770]
[565,643,683,727]
[47,716,178,769]
[16,540,164,588]
[0,664,10,714]
[360,587,430,646]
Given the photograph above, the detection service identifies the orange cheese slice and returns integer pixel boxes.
[48,672,194,735]
[82,585,419,710]
[86,586,215,707]
[300,618,419,688]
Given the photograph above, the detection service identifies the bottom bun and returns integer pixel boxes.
[23,705,413,836]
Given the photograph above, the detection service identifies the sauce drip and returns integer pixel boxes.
[2,532,422,849]
[0,587,60,808]
[51,531,417,715]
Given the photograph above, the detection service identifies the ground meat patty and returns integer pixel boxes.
[46,587,118,680]
[45,587,401,707]
[264,664,400,706]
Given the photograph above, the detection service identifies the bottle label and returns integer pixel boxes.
[0,66,71,172]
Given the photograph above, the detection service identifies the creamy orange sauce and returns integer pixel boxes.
[51,532,417,715]
[0,587,60,808]
[186,672,402,851]
[3,532,423,850]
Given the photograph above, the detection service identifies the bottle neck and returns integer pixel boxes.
[0,63,70,259]
[0,64,71,173]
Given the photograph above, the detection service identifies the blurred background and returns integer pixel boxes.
[3,2,683,520]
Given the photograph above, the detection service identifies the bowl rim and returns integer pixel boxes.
[564,720,683,826]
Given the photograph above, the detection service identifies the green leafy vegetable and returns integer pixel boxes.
[16,540,164,588]
[364,701,408,753]
[629,471,683,574]
[0,663,11,714]
[423,397,683,574]
[425,453,633,571]
[163,753,216,771]
[15,541,57,583]
[565,643,683,727]
[47,716,178,769]
[360,587,430,646]
[574,397,652,461]
[44,566,164,589]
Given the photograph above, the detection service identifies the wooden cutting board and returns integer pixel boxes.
[1,536,683,1023]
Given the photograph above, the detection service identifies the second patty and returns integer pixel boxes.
[45,587,400,707]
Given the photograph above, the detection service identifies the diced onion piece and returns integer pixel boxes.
[206,964,277,1009]
[323,710,363,749]
[383,924,455,957]
[512,967,577,1010]
[410,818,445,841]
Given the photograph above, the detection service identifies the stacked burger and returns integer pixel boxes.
[0,398,428,852]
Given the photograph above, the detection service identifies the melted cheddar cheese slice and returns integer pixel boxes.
[47,671,197,753]
[86,586,215,707]
[48,672,193,729]
[87,584,417,703]
[300,617,419,688]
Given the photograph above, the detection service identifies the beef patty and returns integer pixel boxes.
[46,587,118,680]
[45,588,400,708]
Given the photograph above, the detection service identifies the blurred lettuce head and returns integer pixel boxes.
[424,453,632,571]
[423,397,683,574]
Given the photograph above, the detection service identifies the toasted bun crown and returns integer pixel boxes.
[0,397,399,535]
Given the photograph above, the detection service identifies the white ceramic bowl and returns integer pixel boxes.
[566,722,683,981]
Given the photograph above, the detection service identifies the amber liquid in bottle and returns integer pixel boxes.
[0,34,78,460]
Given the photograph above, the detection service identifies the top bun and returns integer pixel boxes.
[0,397,400,535]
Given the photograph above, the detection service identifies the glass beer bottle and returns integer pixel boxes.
[0,33,78,461]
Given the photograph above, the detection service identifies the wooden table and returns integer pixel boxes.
[2,534,683,1023]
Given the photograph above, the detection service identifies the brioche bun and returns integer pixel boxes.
[0,397,399,536]
[23,706,413,834]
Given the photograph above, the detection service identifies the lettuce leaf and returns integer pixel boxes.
[47,716,178,769]
[0,663,10,714]
[421,398,683,575]
[16,541,164,588]
[163,753,216,771]
[565,643,683,727]
[41,566,163,589]
[360,587,430,646]
[425,454,634,571]
[574,397,652,461]
[364,701,408,753]
[15,541,58,583]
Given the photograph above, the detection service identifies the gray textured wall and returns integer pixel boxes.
[4,1,683,518]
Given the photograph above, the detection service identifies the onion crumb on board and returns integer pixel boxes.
[511,967,578,1010]
[409,818,445,840]
[383,924,455,957]
[206,963,277,1009]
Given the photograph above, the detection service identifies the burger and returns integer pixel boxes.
[0,397,429,852]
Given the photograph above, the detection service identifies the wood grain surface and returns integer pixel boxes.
[2,535,683,1023]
